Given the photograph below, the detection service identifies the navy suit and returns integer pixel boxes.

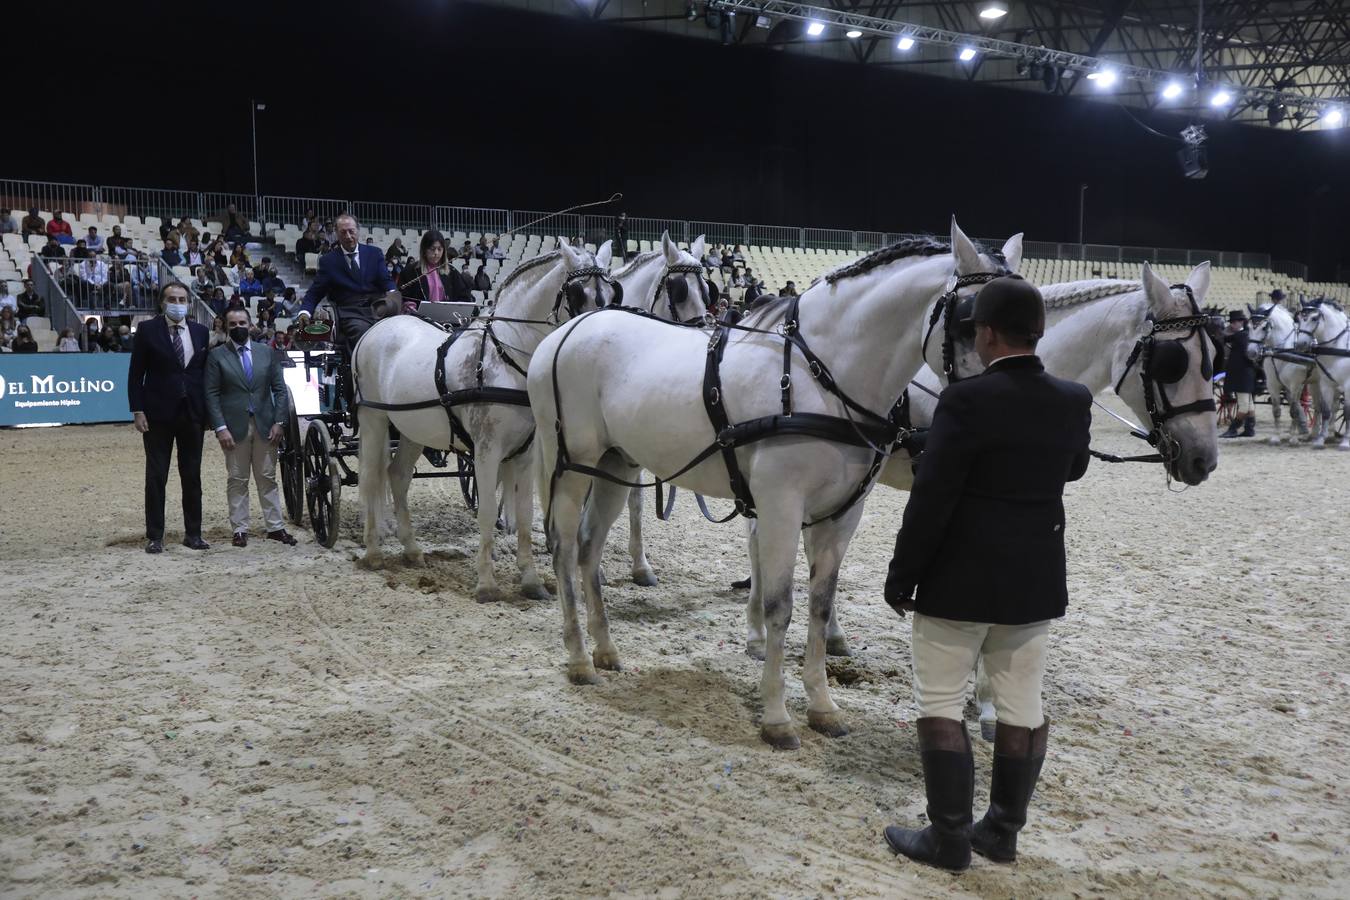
[127,315,211,541]
[299,244,396,347]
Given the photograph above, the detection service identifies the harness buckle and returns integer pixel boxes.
[709,386,720,406]
[780,373,792,391]
[718,427,735,448]
[808,360,822,380]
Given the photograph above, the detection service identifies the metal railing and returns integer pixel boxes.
[748,224,803,250]
[29,252,84,340]
[688,221,747,249]
[261,196,351,234]
[436,206,510,237]
[511,210,582,243]
[352,201,434,233]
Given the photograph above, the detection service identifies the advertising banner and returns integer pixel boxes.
[0,354,133,427]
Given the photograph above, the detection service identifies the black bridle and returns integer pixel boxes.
[921,269,1010,384]
[652,262,719,324]
[1110,284,1219,466]
[555,265,623,321]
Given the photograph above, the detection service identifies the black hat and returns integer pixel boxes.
[1271,289,1285,300]
[1228,309,1248,323]
[972,274,1045,340]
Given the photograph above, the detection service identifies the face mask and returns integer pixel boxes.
[229,326,250,344]
[164,303,188,322]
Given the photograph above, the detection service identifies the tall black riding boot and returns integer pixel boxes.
[971,719,1049,863]
[883,717,974,872]
[1220,418,1241,438]
[1241,414,1256,437]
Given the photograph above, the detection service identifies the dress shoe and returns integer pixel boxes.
[232,532,248,548]
[182,536,210,550]
[145,540,164,554]
[267,529,298,546]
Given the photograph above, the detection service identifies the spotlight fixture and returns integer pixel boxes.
[979,2,1009,20]
[896,35,915,51]
[845,29,862,39]
[806,21,825,36]
[1210,88,1233,108]
[1325,108,1345,127]
[1160,80,1185,100]
[959,47,978,62]
[1086,67,1118,89]
[1267,102,1287,126]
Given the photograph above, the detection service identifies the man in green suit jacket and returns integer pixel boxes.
[204,307,297,547]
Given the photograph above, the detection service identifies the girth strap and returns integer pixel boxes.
[705,323,757,518]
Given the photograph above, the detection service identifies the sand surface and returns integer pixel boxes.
[1,404,1347,899]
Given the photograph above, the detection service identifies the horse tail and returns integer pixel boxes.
[357,401,393,549]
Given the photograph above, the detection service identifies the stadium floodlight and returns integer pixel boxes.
[1325,108,1344,127]
[805,21,825,36]
[845,29,862,38]
[1210,88,1234,108]
[958,47,978,62]
[897,35,915,51]
[1161,80,1185,101]
[1086,67,1118,89]
[979,2,1009,19]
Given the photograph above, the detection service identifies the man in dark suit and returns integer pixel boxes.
[128,283,212,554]
[881,276,1091,872]
[294,213,396,348]
[1220,308,1256,438]
[205,307,297,548]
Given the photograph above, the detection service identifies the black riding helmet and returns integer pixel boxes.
[957,274,1045,342]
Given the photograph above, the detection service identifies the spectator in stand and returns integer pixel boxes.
[570,236,583,248]
[301,208,319,232]
[108,258,133,308]
[0,307,18,342]
[132,257,160,305]
[208,315,228,348]
[161,239,182,267]
[80,254,110,306]
[207,287,228,317]
[117,324,133,352]
[229,244,251,270]
[489,239,505,260]
[40,235,66,261]
[473,265,492,296]
[721,246,735,272]
[193,266,215,297]
[0,208,16,234]
[47,211,73,243]
[238,268,263,298]
[398,230,472,310]
[226,291,247,312]
[280,287,298,317]
[10,325,38,353]
[82,317,101,352]
[208,238,228,266]
[202,257,230,288]
[320,219,336,244]
[216,204,247,243]
[386,238,407,265]
[780,280,798,298]
[22,207,46,236]
[317,238,332,256]
[271,326,293,351]
[185,240,205,269]
[743,272,765,305]
[70,238,92,261]
[85,226,105,253]
[0,283,13,313]
[107,225,131,259]
[256,289,278,327]
[732,246,744,265]
[475,235,491,260]
[295,227,320,261]
[614,212,628,259]
[17,280,45,321]
[57,328,80,352]
[99,323,118,351]
[256,258,284,294]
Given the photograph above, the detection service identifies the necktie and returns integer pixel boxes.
[239,344,253,383]
[347,251,360,278]
[171,325,186,368]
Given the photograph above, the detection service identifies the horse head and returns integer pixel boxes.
[1294,299,1346,353]
[656,231,717,324]
[555,239,623,319]
[1113,261,1218,486]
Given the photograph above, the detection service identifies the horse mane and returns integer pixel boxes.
[1040,279,1141,310]
[736,293,793,328]
[1308,297,1344,312]
[614,249,662,278]
[495,249,562,295]
[821,236,958,285]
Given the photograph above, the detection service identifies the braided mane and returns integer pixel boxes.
[1040,279,1141,310]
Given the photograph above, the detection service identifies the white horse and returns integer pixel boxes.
[607,233,722,587]
[528,219,1021,749]
[1247,302,1322,445]
[1293,300,1350,451]
[352,240,620,601]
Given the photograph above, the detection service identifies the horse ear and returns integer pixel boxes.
[557,239,580,268]
[1185,260,1211,301]
[1246,303,1255,315]
[595,240,613,269]
[1000,233,1024,274]
[1140,261,1172,311]
[950,217,982,274]
[660,231,681,264]
[690,234,707,260]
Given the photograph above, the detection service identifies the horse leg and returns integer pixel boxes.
[1310,383,1332,447]
[745,518,766,661]
[549,470,600,684]
[627,484,658,587]
[356,405,390,570]
[578,464,634,671]
[753,497,804,750]
[499,465,516,533]
[1338,387,1350,451]
[801,510,861,738]
[472,450,503,602]
[511,454,548,600]
[389,431,423,565]
[975,657,997,741]
[1268,378,1285,445]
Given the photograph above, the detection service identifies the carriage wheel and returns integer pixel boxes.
[279,407,305,525]
[456,451,478,511]
[304,422,341,548]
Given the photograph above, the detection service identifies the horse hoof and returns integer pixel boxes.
[567,664,602,686]
[1268,436,1283,446]
[630,568,658,587]
[520,582,551,602]
[358,553,385,571]
[825,636,852,657]
[474,587,501,604]
[807,710,849,738]
[745,641,766,662]
[592,649,622,671]
[1338,443,1350,452]
[760,722,801,750]
[980,718,997,742]
[402,549,425,567]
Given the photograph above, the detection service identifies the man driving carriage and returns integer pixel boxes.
[294,213,396,349]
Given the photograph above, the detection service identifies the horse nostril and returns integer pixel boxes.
[1195,456,1216,474]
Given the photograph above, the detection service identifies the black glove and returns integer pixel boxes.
[883,582,915,618]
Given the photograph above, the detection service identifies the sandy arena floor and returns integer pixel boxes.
[1,402,1348,899]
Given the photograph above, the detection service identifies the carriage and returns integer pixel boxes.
[275,304,479,548]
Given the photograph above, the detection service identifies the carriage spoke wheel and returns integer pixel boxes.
[279,408,305,525]
[304,422,341,548]
[456,452,478,511]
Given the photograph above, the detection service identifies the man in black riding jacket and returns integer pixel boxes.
[1220,309,1257,438]
[881,275,1092,872]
